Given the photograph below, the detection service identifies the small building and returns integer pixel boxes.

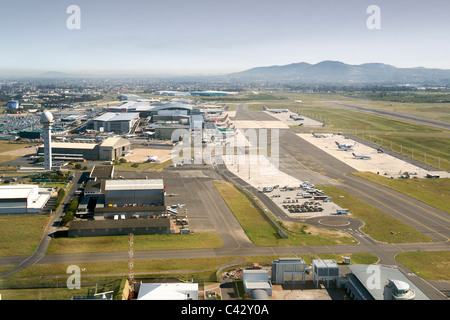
[0,184,51,214]
[137,282,198,300]
[242,269,272,298]
[68,218,170,237]
[89,165,115,180]
[312,259,340,288]
[271,257,307,284]
[98,137,131,161]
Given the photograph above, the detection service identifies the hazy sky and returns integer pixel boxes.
[1,0,449,76]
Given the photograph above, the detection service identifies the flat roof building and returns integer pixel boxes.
[104,179,165,207]
[137,282,198,300]
[271,257,307,284]
[68,218,170,237]
[92,112,139,133]
[0,184,51,214]
[37,137,131,161]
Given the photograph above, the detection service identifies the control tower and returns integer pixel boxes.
[40,111,53,171]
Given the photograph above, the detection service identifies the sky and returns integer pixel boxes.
[1,0,450,77]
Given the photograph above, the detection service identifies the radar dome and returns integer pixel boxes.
[40,111,54,123]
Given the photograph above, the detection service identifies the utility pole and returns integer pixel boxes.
[128,233,135,299]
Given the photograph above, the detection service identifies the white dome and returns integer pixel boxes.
[40,111,54,123]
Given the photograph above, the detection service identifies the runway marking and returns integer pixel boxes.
[342,181,450,242]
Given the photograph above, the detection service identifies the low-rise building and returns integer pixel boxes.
[0,184,51,214]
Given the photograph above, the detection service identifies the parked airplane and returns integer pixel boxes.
[335,141,355,148]
[352,153,371,160]
[312,133,326,138]
[146,156,158,162]
[263,106,289,113]
[290,114,304,120]
[337,145,353,151]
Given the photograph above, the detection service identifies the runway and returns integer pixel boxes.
[233,104,450,243]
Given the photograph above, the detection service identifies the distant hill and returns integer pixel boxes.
[39,71,72,78]
[226,61,450,85]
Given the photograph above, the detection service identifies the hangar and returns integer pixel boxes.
[0,184,52,214]
[104,179,165,207]
[37,137,131,161]
[68,217,170,237]
[92,112,140,133]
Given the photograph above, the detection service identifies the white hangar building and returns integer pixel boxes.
[0,185,52,214]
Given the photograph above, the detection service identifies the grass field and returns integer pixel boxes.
[396,251,450,281]
[359,133,450,171]
[213,181,355,246]
[318,185,433,243]
[46,232,223,255]
[351,172,450,214]
[0,215,51,257]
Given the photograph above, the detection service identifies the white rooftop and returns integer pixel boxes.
[104,179,164,191]
[137,283,198,300]
[0,185,38,199]
[94,112,139,122]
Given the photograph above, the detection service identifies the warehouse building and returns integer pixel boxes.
[105,179,165,207]
[92,112,140,133]
[68,218,170,237]
[37,137,131,161]
[0,184,52,214]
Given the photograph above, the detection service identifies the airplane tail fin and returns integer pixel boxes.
[352,153,356,157]
[262,106,267,111]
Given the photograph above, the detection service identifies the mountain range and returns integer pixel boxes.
[226,61,450,85]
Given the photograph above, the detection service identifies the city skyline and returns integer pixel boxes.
[1,0,450,77]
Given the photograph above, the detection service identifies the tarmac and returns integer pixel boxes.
[298,133,450,178]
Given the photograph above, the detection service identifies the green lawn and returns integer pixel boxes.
[213,181,355,246]
[0,215,51,257]
[46,232,223,255]
[318,185,433,243]
[396,251,450,281]
[351,172,450,214]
